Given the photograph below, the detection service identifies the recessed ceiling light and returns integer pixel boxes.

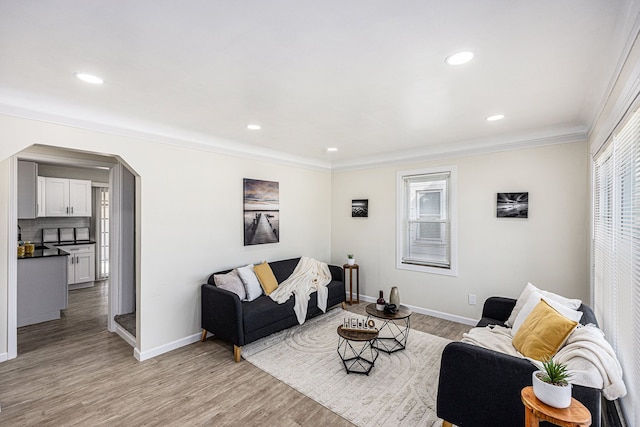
[74,72,104,84]
[486,114,505,121]
[327,147,338,152]
[247,124,261,130]
[445,51,474,66]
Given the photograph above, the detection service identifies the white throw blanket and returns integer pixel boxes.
[461,324,627,400]
[269,257,331,325]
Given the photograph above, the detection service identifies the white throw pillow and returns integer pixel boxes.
[505,282,582,327]
[237,264,263,302]
[213,269,246,300]
[511,291,583,336]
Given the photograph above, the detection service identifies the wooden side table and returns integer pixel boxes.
[343,263,359,305]
[521,386,591,427]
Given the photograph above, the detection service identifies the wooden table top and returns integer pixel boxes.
[337,326,378,341]
[365,303,412,320]
[521,386,591,427]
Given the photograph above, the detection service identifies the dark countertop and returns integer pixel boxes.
[50,241,96,246]
[18,248,68,259]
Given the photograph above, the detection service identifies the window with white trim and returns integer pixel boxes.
[397,166,457,275]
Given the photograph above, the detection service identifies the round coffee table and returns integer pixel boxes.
[365,303,412,353]
[337,326,379,375]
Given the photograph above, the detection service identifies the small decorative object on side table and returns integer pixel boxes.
[365,302,412,353]
[337,325,379,375]
[520,386,591,427]
[343,263,360,305]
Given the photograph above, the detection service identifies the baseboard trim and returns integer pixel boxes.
[0,352,8,363]
[135,296,476,363]
[134,331,202,362]
[114,324,136,348]
[355,294,478,326]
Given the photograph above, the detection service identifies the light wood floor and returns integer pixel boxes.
[0,283,471,426]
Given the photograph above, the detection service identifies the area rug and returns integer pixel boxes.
[242,308,451,426]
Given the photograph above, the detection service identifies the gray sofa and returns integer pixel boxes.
[436,296,601,427]
[201,257,346,362]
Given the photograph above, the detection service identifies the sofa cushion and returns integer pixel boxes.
[268,257,301,283]
[237,264,263,302]
[254,262,279,295]
[512,299,578,360]
[213,269,246,300]
[506,282,582,327]
[242,294,295,334]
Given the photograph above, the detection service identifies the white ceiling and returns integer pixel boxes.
[1,1,638,169]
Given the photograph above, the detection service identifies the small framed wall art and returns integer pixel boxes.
[352,199,368,217]
[497,192,528,218]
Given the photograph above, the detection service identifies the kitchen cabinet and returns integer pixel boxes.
[17,256,67,327]
[43,177,92,217]
[61,243,96,286]
[37,176,46,217]
[17,160,38,219]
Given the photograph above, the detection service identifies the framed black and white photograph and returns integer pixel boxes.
[497,192,529,218]
[352,199,369,217]
[243,178,279,245]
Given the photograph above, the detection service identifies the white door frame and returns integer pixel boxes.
[7,152,131,359]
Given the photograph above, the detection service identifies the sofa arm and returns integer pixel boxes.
[482,296,516,322]
[437,341,537,427]
[329,264,344,282]
[436,342,601,427]
[201,284,245,346]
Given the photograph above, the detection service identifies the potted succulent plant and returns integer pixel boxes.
[347,254,355,265]
[532,357,572,408]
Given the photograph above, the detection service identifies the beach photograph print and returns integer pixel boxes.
[244,178,280,246]
[497,192,529,218]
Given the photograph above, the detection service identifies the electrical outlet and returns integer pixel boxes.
[468,294,477,305]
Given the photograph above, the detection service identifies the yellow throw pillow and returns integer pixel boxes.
[512,299,578,361]
[253,262,279,295]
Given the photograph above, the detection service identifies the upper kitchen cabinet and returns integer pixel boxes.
[37,176,46,217]
[18,160,38,219]
[43,177,92,217]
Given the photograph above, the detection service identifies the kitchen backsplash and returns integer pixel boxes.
[18,217,90,243]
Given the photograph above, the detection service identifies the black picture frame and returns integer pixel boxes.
[243,178,280,245]
[352,199,368,217]
[497,192,528,218]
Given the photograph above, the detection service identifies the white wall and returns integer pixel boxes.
[0,114,332,358]
[331,141,589,322]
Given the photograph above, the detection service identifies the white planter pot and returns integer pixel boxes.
[532,371,572,409]
[347,259,355,265]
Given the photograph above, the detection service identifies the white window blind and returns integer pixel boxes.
[593,108,640,426]
[397,166,457,276]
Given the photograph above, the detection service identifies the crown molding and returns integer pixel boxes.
[331,128,587,172]
[587,3,640,155]
[0,102,333,172]
[1,101,586,174]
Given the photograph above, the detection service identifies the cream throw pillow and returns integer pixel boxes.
[511,291,583,337]
[512,299,578,360]
[505,282,582,327]
[213,269,246,300]
[253,262,279,295]
[237,264,263,302]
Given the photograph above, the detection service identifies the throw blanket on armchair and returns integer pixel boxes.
[269,256,332,325]
[461,324,627,400]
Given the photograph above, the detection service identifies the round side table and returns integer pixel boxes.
[364,303,412,353]
[336,325,378,375]
[521,386,591,427]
